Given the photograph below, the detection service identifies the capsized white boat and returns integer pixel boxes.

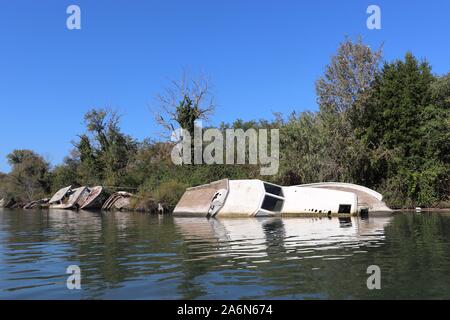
[173,179,368,217]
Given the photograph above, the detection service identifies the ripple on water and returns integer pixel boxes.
[3,210,450,299]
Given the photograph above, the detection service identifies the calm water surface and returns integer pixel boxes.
[1,208,450,299]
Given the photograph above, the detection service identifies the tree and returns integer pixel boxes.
[316,37,383,115]
[431,72,450,110]
[76,108,137,187]
[0,172,10,201]
[360,53,435,155]
[51,156,80,192]
[5,150,51,202]
[154,72,215,138]
[312,37,384,183]
[359,53,448,206]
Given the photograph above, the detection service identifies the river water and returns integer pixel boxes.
[1,208,450,299]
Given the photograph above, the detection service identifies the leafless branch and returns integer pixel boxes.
[150,71,215,139]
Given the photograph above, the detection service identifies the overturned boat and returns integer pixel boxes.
[102,192,133,211]
[80,186,105,210]
[49,186,90,210]
[173,179,390,217]
[23,198,50,209]
[0,198,16,208]
[49,186,72,206]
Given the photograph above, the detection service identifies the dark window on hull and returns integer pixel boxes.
[261,195,284,212]
[264,183,283,197]
[338,204,352,214]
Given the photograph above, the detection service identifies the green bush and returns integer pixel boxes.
[153,180,188,210]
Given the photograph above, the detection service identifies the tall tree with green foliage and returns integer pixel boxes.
[4,150,51,202]
[279,38,384,185]
[359,53,449,206]
[51,156,80,192]
[76,108,137,187]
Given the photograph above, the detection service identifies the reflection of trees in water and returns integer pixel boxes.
[1,209,52,262]
[173,218,228,299]
[73,212,180,298]
[367,213,450,299]
[1,209,182,299]
[292,213,450,299]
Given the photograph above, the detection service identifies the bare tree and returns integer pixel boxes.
[153,72,215,139]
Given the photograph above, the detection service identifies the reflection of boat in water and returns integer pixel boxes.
[174,216,393,261]
[173,179,380,217]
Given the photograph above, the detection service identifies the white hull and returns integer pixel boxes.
[174,179,366,217]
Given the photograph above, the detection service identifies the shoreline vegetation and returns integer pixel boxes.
[0,38,449,212]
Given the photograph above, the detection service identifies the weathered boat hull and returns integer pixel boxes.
[102,192,133,211]
[173,179,229,216]
[0,198,16,208]
[23,198,50,209]
[80,186,105,210]
[50,186,89,210]
[49,186,72,205]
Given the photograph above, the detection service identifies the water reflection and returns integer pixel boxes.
[2,209,450,299]
[174,216,390,263]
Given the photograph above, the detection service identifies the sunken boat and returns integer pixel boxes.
[80,186,105,210]
[173,179,391,217]
[102,191,133,211]
[49,186,90,210]
[23,198,50,209]
[0,198,17,208]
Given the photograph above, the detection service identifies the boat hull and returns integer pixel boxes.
[174,179,380,217]
[80,186,104,210]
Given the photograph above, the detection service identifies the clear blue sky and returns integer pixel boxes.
[1,0,449,173]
